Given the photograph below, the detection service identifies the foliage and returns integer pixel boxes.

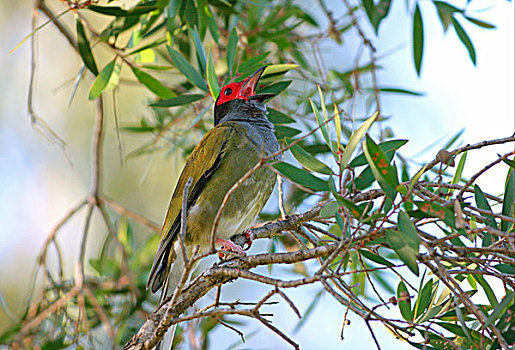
[2,0,513,349]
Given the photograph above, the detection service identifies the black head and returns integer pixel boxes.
[214,67,275,125]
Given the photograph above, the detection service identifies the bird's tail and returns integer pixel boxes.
[157,245,188,350]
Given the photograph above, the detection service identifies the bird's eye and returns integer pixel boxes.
[224,88,233,96]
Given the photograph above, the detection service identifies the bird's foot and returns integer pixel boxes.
[242,229,254,250]
[216,238,246,259]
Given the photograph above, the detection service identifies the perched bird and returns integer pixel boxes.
[147,66,280,349]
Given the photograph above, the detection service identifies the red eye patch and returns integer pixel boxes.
[216,82,244,105]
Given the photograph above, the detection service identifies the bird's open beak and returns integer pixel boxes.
[240,66,275,102]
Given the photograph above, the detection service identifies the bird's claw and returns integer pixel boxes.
[216,238,246,259]
[243,230,254,250]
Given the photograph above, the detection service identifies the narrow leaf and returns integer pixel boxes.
[273,162,329,192]
[334,104,341,147]
[413,4,424,75]
[397,281,413,321]
[364,134,399,201]
[227,28,238,75]
[349,139,408,167]
[189,28,207,74]
[473,274,498,306]
[238,52,270,75]
[150,94,204,107]
[320,201,339,218]
[310,99,332,153]
[386,229,419,275]
[378,87,424,96]
[359,249,395,267]
[465,16,496,29]
[485,292,514,328]
[501,169,514,232]
[257,80,291,95]
[130,66,175,99]
[414,279,433,318]
[452,18,476,65]
[267,108,295,124]
[446,151,466,198]
[341,112,378,170]
[88,4,157,16]
[289,142,332,175]
[474,185,497,229]
[167,46,207,90]
[261,64,298,80]
[274,125,301,139]
[76,19,98,75]
[89,59,120,100]
[206,50,220,99]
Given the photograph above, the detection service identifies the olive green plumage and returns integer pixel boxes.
[147,120,278,293]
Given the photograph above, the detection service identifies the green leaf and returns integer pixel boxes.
[377,87,424,96]
[349,139,408,167]
[363,135,399,201]
[358,249,395,267]
[452,18,476,65]
[398,211,420,247]
[206,13,219,43]
[257,81,291,95]
[76,19,98,75]
[454,296,474,342]
[88,59,120,100]
[189,28,207,74]
[267,108,295,124]
[227,28,238,76]
[485,292,514,328]
[274,125,301,139]
[473,274,498,306]
[397,280,413,321]
[89,257,121,279]
[130,66,175,99]
[320,201,339,218]
[501,169,514,232]
[206,50,220,99]
[238,52,270,75]
[183,0,198,28]
[413,3,424,76]
[414,201,456,228]
[337,197,366,219]
[503,157,515,169]
[289,142,332,175]
[446,151,466,197]
[492,264,515,275]
[87,3,158,16]
[317,85,329,133]
[341,112,379,171]
[434,1,462,32]
[414,279,433,318]
[150,94,204,107]
[273,162,329,192]
[433,1,462,13]
[310,99,332,153]
[334,105,341,147]
[261,64,298,81]
[167,46,207,90]
[465,16,496,29]
[363,0,392,33]
[474,185,497,229]
[386,229,418,276]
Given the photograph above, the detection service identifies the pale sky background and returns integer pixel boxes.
[0,0,513,349]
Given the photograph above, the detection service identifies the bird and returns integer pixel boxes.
[146,66,280,349]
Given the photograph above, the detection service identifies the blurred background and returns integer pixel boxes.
[0,0,513,349]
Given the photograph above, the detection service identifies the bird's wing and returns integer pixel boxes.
[147,124,234,293]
